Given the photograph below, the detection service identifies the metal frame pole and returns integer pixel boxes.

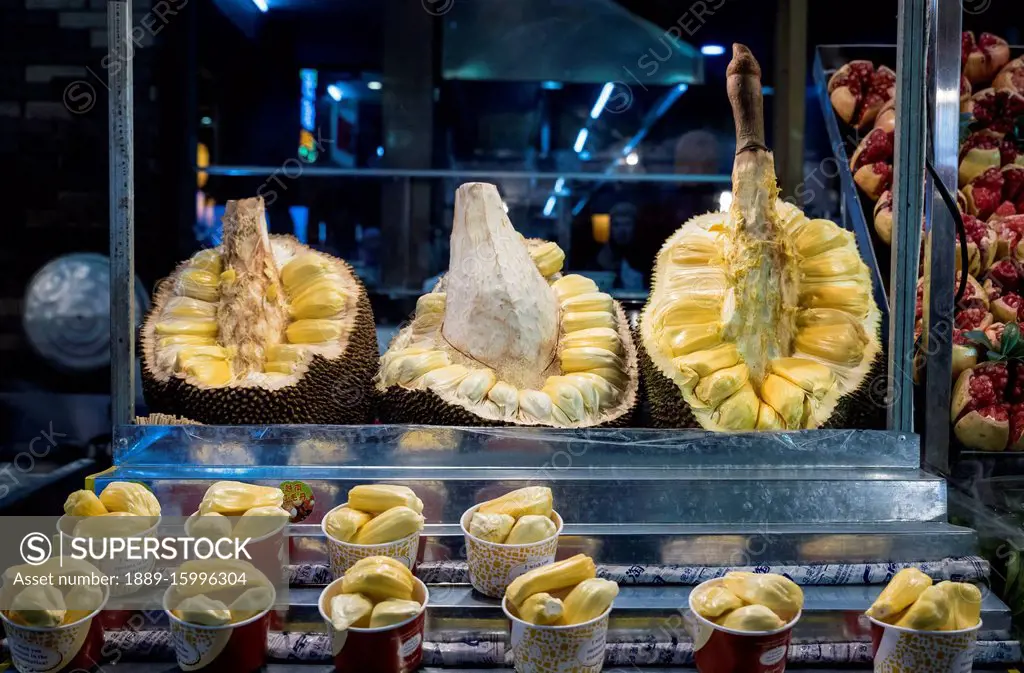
[108,0,135,427]
[921,0,961,473]
[888,0,929,432]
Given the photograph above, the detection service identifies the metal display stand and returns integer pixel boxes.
[98,0,1018,669]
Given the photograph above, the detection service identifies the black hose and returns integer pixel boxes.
[924,159,969,305]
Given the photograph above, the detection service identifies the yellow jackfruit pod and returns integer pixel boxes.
[199,481,284,515]
[710,384,759,430]
[693,585,745,620]
[469,512,516,543]
[99,482,161,516]
[798,282,871,318]
[348,485,424,514]
[63,584,104,624]
[421,365,470,393]
[506,554,597,607]
[670,233,720,265]
[266,344,307,362]
[387,351,451,386]
[290,285,348,320]
[370,599,422,628]
[221,268,238,287]
[518,390,554,423]
[560,578,619,625]
[329,593,373,630]
[182,359,232,387]
[263,361,294,375]
[543,379,588,424]
[518,593,564,625]
[478,486,553,519]
[894,584,952,631]
[560,347,622,374]
[176,269,220,303]
[324,507,373,542]
[761,374,806,429]
[173,595,231,626]
[799,247,863,280]
[416,292,446,316]
[457,369,498,403]
[793,324,867,367]
[530,242,565,277]
[792,218,850,258]
[286,319,344,344]
[163,296,218,319]
[552,275,599,301]
[561,292,614,314]
[756,402,785,430]
[561,328,622,354]
[694,364,749,408]
[769,358,835,398]
[505,515,558,545]
[672,345,740,379]
[229,586,274,623]
[866,568,933,622]
[176,345,231,365]
[353,506,424,545]
[158,335,216,348]
[64,490,108,517]
[232,506,290,540]
[9,586,66,627]
[340,561,415,602]
[487,382,520,417]
[663,323,723,357]
[348,556,415,584]
[717,604,786,632]
[722,572,803,622]
[189,249,222,274]
[936,581,982,630]
[562,311,616,332]
[155,319,218,337]
[280,254,331,294]
[190,512,233,540]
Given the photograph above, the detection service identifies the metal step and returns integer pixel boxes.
[288,520,977,566]
[56,668,1018,673]
[97,467,947,525]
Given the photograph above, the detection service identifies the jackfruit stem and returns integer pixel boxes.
[442,183,558,387]
[218,197,288,375]
[727,43,766,156]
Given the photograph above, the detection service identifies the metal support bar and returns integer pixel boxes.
[922,0,961,473]
[108,0,135,426]
[772,0,808,198]
[888,0,929,432]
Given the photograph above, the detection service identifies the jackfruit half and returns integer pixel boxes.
[376,182,639,427]
[140,196,378,424]
[638,45,882,431]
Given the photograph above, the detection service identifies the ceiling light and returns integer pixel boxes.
[574,128,589,153]
[701,44,726,56]
[327,85,342,102]
[367,81,382,90]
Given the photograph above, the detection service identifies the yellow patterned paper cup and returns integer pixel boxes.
[322,502,420,579]
[502,595,610,673]
[461,505,563,598]
[867,615,980,672]
[0,585,109,673]
[163,584,276,673]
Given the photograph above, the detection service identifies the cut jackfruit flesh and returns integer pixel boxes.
[375,184,637,428]
[638,46,880,432]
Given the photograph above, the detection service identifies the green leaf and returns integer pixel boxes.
[1008,550,1021,590]
[1004,323,1021,351]
[965,330,995,351]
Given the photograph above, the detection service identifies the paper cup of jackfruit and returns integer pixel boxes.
[686,573,804,673]
[461,486,563,598]
[0,557,109,673]
[322,485,426,577]
[163,559,276,673]
[59,482,162,598]
[501,554,616,673]
[318,556,429,673]
[865,568,981,672]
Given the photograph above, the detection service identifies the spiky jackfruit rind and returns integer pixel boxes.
[141,250,378,425]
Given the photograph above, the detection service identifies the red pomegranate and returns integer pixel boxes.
[952,359,1024,451]
[970,88,1024,136]
[850,128,894,201]
[962,32,1011,87]
[994,56,1024,95]
[828,60,896,130]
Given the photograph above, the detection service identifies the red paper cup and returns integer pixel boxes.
[163,584,275,673]
[461,505,563,598]
[57,514,161,598]
[867,615,980,671]
[0,585,109,673]
[686,578,800,673]
[502,595,611,673]
[318,575,429,673]
[321,502,420,578]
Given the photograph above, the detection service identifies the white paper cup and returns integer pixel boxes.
[0,584,109,673]
[322,502,421,579]
[461,504,563,598]
[318,575,429,673]
[502,595,610,673]
[868,614,981,672]
[184,512,289,584]
[163,584,276,673]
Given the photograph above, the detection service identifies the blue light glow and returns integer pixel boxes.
[290,206,309,243]
[574,128,589,153]
[590,82,615,119]
[676,83,689,94]
[543,196,557,217]
[541,81,563,90]
[367,81,382,90]
[376,146,385,157]
[251,0,268,12]
[327,84,342,102]
[553,177,565,193]
[701,44,726,56]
